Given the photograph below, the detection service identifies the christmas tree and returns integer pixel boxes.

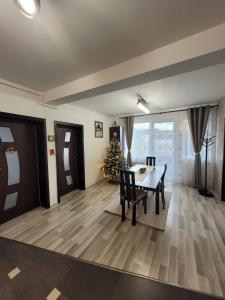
[103,139,124,179]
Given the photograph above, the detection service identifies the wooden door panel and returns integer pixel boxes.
[0,121,40,224]
[56,127,78,197]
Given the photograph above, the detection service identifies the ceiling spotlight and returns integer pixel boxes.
[14,0,40,18]
[137,97,150,114]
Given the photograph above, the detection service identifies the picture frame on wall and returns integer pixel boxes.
[95,121,103,138]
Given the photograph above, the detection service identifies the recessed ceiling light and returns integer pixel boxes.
[14,0,40,19]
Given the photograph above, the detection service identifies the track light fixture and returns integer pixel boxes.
[14,0,40,18]
[137,97,150,114]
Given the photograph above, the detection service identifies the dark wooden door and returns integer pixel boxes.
[55,127,78,197]
[0,121,40,224]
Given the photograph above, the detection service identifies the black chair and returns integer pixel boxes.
[146,156,156,166]
[160,164,167,209]
[146,156,156,195]
[120,170,148,226]
[119,160,126,171]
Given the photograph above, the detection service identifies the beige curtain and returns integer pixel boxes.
[124,116,134,167]
[187,106,210,189]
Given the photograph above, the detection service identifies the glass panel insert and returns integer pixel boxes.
[4,192,18,211]
[63,148,70,171]
[66,175,73,185]
[6,151,20,185]
[0,127,14,142]
[65,132,71,142]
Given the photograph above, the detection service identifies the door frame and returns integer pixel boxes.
[54,121,85,203]
[0,111,50,208]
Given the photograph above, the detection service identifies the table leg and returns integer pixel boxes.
[121,198,126,222]
[155,184,159,215]
[132,204,136,226]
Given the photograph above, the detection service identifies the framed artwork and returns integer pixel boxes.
[95,121,103,138]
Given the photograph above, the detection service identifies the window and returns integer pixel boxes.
[132,121,175,181]
[127,109,217,186]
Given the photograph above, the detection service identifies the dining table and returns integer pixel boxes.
[129,164,165,215]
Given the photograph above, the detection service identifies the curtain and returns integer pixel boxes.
[187,106,210,189]
[124,116,134,167]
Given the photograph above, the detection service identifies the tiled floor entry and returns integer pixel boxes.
[0,237,222,300]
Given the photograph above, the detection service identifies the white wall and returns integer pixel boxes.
[0,84,112,206]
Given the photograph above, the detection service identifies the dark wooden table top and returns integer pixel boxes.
[130,164,164,190]
[0,237,222,300]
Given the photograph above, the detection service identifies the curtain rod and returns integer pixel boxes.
[119,104,219,119]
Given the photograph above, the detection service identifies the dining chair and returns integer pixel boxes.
[146,156,156,196]
[120,170,148,226]
[159,164,167,209]
[146,156,156,166]
[119,159,126,171]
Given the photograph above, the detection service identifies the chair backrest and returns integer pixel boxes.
[146,156,156,166]
[120,170,136,203]
[161,164,167,182]
[119,160,126,171]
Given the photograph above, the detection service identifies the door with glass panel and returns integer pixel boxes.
[0,121,40,224]
[55,127,78,197]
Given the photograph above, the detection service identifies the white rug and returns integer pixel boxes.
[105,190,172,231]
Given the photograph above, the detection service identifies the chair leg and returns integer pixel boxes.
[121,199,126,222]
[132,204,136,226]
[143,191,148,204]
[155,184,160,214]
[161,186,165,209]
[144,198,147,214]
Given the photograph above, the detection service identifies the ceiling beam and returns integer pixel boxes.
[44,23,225,105]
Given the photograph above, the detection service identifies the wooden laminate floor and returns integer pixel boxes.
[0,182,225,298]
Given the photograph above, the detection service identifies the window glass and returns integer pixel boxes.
[4,192,18,211]
[63,148,70,171]
[6,151,20,185]
[66,175,73,185]
[65,132,71,142]
[0,127,14,142]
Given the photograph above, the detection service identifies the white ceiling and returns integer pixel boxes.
[74,63,225,116]
[1,0,225,91]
